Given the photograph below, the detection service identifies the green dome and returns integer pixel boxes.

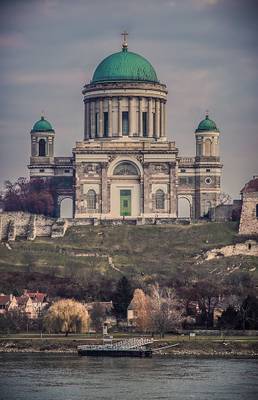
[92,49,158,83]
[31,116,54,133]
[195,115,219,133]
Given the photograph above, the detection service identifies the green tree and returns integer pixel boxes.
[112,276,133,320]
[240,295,258,330]
[218,305,240,329]
[90,303,106,332]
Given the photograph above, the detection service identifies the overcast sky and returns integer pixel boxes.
[0,0,257,198]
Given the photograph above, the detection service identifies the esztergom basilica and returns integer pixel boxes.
[28,34,222,220]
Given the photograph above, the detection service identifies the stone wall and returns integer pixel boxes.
[210,200,242,222]
[0,212,57,241]
[239,192,258,235]
[200,240,258,262]
[0,212,192,242]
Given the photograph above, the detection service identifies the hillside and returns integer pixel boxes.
[0,222,257,296]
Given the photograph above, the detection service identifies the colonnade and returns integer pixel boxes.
[84,96,166,139]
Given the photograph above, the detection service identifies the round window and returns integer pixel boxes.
[205,177,212,185]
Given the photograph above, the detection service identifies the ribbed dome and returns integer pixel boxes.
[31,116,54,133]
[195,115,219,133]
[92,49,158,83]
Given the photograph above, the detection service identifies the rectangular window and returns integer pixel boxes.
[142,112,147,137]
[153,113,156,135]
[104,112,109,137]
[206,168,211,172]
[64,169,70,173]
[122,111,129,135]
[256,204,258,219]
[39,169,45,173]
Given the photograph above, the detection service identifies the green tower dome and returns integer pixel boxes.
[195,114,219,133]
[92,48,158,83]
[31,116,54,133]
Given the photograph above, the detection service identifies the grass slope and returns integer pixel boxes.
[0,222,257,293]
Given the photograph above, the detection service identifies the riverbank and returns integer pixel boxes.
[1,338,258,358]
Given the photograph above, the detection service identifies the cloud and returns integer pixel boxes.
[2,69,85,86]
[0,33,29,49]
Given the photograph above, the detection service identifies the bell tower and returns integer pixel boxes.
[195,112,220,158]
[29,115,55,179]
[30,115,55,159]
[194,113,222,218]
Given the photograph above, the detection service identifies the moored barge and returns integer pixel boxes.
[78,337,153,358]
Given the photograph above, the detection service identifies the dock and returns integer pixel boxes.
[77,337,154,358]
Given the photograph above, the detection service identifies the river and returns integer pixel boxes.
[0,353,258,400]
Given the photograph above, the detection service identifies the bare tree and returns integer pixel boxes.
[44,299,89,336]
[130,289,152,332]
[149,284,184,337]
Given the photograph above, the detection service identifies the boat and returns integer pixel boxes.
[77,337,153,358]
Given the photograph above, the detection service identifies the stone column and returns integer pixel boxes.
[101,162,108,214]
[169,162,177,217]
[99,98,103,138]
[163,102,167,137]
[143,162,150,214]
[108,97,113,137]
[118,97,122,137]
[84,101,87,140]
[155,99,160,138]
[90,101,96,138]
[85,101,90,139]
[140,178,144,215]
[148,98,153,137]
[138,97,143,137]
[129,97,134,137]
[160,101,164,137]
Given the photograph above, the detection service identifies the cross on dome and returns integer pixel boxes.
[121,30,128,51]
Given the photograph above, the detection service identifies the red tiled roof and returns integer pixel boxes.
[0,295,11,305]
[241,177,258,193]
[16,295,30,306]
[24,290,47,302]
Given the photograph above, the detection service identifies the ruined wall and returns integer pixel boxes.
[239,192,258,235]
[0,212,58,241]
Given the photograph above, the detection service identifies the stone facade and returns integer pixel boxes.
[28,41,222,220]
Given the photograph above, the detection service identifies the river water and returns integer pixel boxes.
[0,353,258,400]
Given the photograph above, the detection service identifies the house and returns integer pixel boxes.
[23,290,49,317]
[127,300,137,327]
[85,301,116,327]
[16,295,37,319]
[0,294,17,315]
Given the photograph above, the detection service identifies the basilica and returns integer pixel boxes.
[28,35,222,220]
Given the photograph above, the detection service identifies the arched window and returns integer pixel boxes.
[86,190,96,210]
[113,162,138,176]
[155,189,165,210]
[39,139,46,156]
[205,139,212,156]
